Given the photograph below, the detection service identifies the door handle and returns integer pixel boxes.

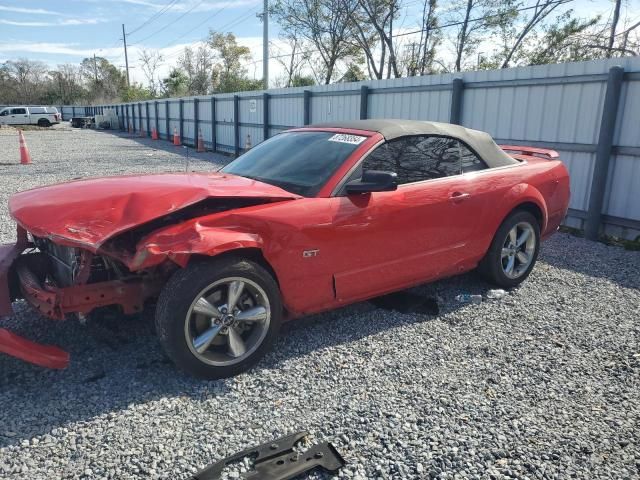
[450,191,471,203]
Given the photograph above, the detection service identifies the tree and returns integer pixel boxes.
[448,0,498,72]
[353,0,403,79]
[499,0,572,68]
[3,59,49,103]
[272,0,361,84]
[208,32,260,92]
[273,34,313,87]
[162,68,190,97]
[139,49,164,96]
[178,45,214,95]
[48,64,85,104]
[80,57,127,103]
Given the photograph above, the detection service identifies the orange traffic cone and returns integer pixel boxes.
[173,127,180,146]
[197,129,205,152]
[18,130,31,165]
[151,127,158,140]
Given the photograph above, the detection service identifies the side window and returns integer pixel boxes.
[362,135,460,184]
[0,110,8,116]
[11,108,27,115]
[460,143,487,173]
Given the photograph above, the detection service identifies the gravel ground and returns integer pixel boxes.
[0,127,639,480]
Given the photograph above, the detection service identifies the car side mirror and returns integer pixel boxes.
[346,170,398,194]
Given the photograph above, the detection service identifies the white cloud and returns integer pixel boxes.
[0,18,101,27]
[0,5,64,15]
[111,0,259,11]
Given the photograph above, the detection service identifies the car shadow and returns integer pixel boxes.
[0,269,493,448]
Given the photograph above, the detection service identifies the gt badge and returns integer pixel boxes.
[303,249,319,258]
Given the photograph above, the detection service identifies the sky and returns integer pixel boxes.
[0,0,634,87]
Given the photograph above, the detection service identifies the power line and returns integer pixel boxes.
[127,0,180,36]
[129,0,207,46]
[161,6,261,61]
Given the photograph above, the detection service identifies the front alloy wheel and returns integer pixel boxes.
[156,257,282,379]
[185,277,271,366]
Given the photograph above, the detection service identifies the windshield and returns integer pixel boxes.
[221,131,367,196]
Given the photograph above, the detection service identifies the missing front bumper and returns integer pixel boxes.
[0,229,163,369]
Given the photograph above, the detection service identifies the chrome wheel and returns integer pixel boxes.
[184,277,270,366]
[501,222,536,279]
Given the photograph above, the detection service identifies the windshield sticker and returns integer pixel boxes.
[328,134,367,145]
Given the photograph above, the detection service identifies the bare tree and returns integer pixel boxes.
[272,0,361,84]
[352,0,403,79]
[500,0,573,68]
[273,34,313,86]
[139,49,164,96]
[4,59,48,103]
[449,0,497,72]
[606,0,622,57]
[179,45,214,95]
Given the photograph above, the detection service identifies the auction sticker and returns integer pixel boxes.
[328,133,366,145]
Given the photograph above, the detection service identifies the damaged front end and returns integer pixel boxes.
[0,226,166,369]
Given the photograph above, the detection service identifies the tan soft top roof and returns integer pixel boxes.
[308,119,518,168]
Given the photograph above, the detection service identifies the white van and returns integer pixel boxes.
[0,106,61,127]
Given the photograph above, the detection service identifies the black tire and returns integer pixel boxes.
[478,210,540,288]
[38,119,51,127]
[155,256,282,379]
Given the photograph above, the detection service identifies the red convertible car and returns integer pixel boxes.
[0,120,570,378]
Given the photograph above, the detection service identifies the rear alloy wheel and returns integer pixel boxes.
[479,211,540,288]
[38,119,51,127]
[156,257,281,379]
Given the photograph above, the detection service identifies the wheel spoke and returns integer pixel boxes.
[227,327,247,358]
[193,325,223,354]
[235,306,267,323]
[508,227,517,245]
[516,228,531,247]
[227,281,245,312]
[505,255,515,274]
[516,251,529,265]
[501,247,511,259]
[193,296,221,318]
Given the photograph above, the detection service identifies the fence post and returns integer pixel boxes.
[132,104,136,132]
[303,90,311,125]
[360,85,369,120]
[145,102,150,136]
[179,99,184,142]
[584,66,624,240]
[211,96,216,152]
[450,78,464,125]
[138,103,143,133]
[193,98,199,148]
[234,95,240,157]
[165,100,170,139]
[263,93,270,141]
[72,106,76,118]
[154,101,159,136]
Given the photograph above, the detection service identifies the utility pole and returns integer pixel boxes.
[263,0,268,89]
[122,23,130,87]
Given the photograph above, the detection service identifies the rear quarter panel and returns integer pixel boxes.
[470,158,570,259]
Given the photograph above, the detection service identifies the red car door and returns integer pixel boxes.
[326,135,488,303]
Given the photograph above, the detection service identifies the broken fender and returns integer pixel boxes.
[130,223,264,270]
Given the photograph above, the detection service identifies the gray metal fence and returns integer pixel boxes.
[71,57,640,240]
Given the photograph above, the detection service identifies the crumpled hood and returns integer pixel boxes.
[9,172,300,249]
